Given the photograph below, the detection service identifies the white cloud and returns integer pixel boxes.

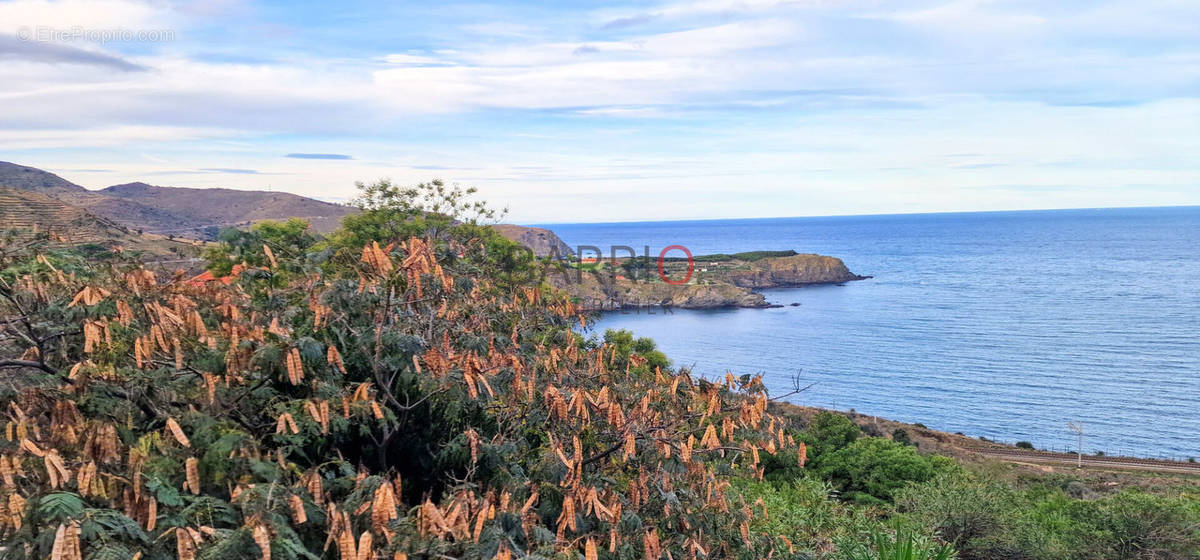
[382,53,445,66]
[0,124,241,149]
[0,0,172,35]
[373,19,802,111]
[0,0,1196,221]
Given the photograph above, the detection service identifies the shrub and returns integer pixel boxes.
[735,477,882,557]
[1015,441,1034,450]
[803,411,862,464]
[895,471,1018,555]
[900,472,1200,560]
[839,530,957,560]
[1059,490,1200,559]
[817,438,954,505]
[600,329,669,373]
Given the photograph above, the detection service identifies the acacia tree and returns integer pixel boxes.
[0,188,804,560]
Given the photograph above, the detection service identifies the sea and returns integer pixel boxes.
[539,206,1200,459]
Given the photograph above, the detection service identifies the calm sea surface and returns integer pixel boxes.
[539,207,1200,459]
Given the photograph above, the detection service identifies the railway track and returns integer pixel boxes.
[966,447,1200,475]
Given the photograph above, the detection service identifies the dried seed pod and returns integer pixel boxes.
[166,418,190,447]
[289,495,307,524]
[185,457,200,495]
[253,524,272,560]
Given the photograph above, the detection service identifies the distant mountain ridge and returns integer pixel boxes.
[0,162,87,193]
[0,162,356,238]
[1,162,578,261]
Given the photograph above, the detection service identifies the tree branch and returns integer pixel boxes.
[0,359,56,375]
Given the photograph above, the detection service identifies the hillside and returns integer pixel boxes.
[94,182,356,235]
[0,187,201,257]
[0,161,86,194]
[0,162,356,238]
[0,187,136,245]
[492,223,573,256]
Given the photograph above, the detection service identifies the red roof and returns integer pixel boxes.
[189,264,245,286]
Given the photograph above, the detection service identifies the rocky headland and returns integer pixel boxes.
[494,224,869,310]
[492,224,573,257]
[722,253,867,288]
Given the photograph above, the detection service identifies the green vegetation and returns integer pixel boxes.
[840,531,956,560]
[1,181,1196,560]
[691,250,800,262]
[817,438,954,505]
[897,471,1200,559]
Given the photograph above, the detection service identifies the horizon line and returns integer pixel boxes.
[529,204,1200,227]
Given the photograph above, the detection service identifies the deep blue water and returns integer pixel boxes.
[539,207,1200,459]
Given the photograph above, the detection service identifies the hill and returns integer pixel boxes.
[0,162,356,238]
[0,186,202,257]
[0,187,137,245]
[94,181,355,235]
[0,161,87,194]
[492,223,573,257]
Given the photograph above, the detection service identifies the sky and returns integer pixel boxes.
[0,0,1197,223]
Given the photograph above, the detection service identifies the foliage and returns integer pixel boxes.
[735,476,883,557]
[599,330,669,374]
[898,470,1200,560]
[838,530,956,560]
[0,184,804,559]
[895,471,1020,557]
[816,438,953,506]
[802,411,862,467]
[205,218,318,277]
[328,179,504,251]
[687,251,800,263]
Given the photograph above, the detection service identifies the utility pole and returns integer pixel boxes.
[1068,422,1084,468]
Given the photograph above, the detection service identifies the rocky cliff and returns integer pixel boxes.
[721,253,867,288]
[482,231,871,311]
[492,224,573,257]
[548,271,768,310]
[541,253,867,310]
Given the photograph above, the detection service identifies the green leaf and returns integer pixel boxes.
[37,492,84,521]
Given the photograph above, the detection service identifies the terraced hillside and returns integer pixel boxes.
[0,187,201,257]
[0,187,138,245]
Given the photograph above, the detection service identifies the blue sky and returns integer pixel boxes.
[1,0,1197,223]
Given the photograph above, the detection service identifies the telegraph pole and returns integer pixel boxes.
[1068,422,1084,468]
